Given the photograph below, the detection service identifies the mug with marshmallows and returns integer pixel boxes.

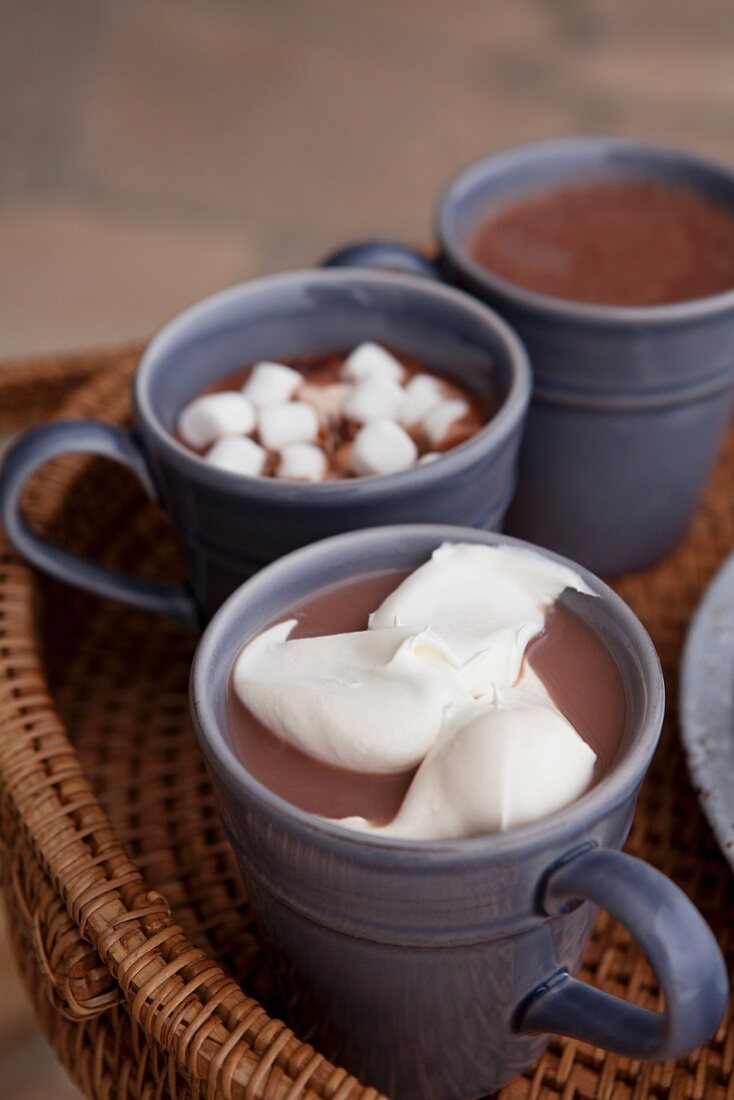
[0,269,530,627]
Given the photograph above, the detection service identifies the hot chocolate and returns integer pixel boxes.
[228,545,627,836]
[176,343,495,481]
[470,181,734,306]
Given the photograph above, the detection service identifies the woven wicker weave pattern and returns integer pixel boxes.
[0,349,733,1099]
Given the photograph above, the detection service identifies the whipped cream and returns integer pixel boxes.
[233,620,473,773]
[233,542,597,838]
[377,682,596,839]
[369,543,592,697]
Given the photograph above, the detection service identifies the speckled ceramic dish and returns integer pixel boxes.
[680,550,734,869]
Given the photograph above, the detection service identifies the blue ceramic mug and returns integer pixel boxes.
[0,270,530,626]
[191,524,728,1100]
[325,138,734,574]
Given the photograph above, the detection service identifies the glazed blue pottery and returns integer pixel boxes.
[325,138,734,574]
[191,524,728,1100]
[0,270,530,626]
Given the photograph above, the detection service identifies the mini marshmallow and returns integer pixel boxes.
[423,398,470,446]
[204,436,266,477]
[343,376,404,424]
[419,451,441,465]
[298,381,352,420]
[399,374,444,426]
[178,392,256,450]
[276,443,327,482]
[258,401,320,450]
[341,342,405,383]
[351,419,418,477]
[242,361,301,407]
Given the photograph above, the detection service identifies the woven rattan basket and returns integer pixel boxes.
[1,347,733,1100]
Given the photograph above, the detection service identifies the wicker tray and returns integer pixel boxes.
[0,347,733,1100]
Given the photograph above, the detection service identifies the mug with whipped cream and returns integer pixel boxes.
[191,524,727,1100]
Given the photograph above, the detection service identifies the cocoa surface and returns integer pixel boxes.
[470,181,734,305]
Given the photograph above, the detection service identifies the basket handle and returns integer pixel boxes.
[321,240,441,280]
[0,419,198,628]
[515,844,728,1059]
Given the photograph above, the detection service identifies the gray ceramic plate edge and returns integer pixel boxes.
[680,549,734,870]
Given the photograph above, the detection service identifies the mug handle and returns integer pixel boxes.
[321,241,441,281]
[515,844,728,1059]
[0,419,198,628]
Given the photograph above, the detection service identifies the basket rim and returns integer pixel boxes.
[0,351,383,1100]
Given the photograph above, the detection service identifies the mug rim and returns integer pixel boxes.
[191,524,665,864]
[134,269,531,499]
[437,135,734,328]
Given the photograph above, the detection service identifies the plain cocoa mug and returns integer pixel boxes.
[0,270,530,627]
[325,137,734,575]
[191,524,728,1100]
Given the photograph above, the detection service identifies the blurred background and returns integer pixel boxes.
[4,0,734,360]
[2,0,734,1095]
